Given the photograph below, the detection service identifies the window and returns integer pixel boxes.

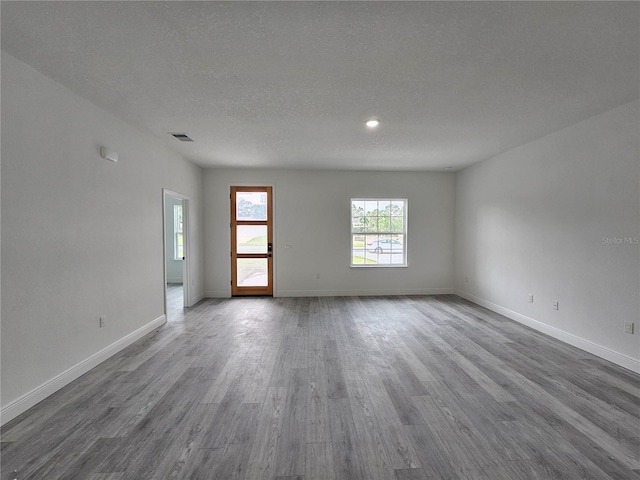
[174,204,184,260]
[351,198,407,267]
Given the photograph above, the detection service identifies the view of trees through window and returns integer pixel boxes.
[236,192,267,221]
[351,199,407,266]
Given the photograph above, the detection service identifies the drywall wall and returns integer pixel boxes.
[1,51,204,422]
[203,169,455,297]
[165,196,184,283]
[455,99,640,372]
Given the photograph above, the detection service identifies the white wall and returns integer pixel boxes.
[204,169,455,297]
[165,196,184,284]
[3,47,635,428]
[455,99,640,372]
[1,52,205,422]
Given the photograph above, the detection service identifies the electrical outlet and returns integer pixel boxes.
[528,294,533,303]
[99,316,106,328]
[624,322,634,334]
[552,301,559,311]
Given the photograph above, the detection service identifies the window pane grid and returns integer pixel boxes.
[351,198,407,267]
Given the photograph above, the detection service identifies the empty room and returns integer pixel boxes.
[1,2,639,480]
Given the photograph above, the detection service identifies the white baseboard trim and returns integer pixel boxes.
[203,288,454,298]
[190,291,206,305]
[1,314,167,426]
[276,288,455,297]
[455,290,640,374]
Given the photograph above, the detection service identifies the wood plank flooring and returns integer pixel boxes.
[2,295,639,480]
[166,284,183,312]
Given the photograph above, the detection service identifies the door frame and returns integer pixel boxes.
[162,188,191,313]
[228,183,276,297]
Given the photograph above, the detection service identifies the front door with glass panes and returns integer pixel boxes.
[231,186,273,296]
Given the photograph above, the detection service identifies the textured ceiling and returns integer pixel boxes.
[2,1,638,171]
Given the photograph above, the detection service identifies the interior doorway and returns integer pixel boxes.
[163,189,190,316]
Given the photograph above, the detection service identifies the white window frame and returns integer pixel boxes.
[350,198,408,268]
[174,204,184,260]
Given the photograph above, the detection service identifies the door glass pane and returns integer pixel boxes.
[237,225,268,253]
[237,258,268,286]
[236,192,268,221]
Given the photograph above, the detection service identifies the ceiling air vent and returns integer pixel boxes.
[169,133,194,142]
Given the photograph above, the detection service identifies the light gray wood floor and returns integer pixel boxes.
[166,284,183,312]
[2,295,639,479]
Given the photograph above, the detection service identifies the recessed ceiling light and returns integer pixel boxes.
[365,119,380,129]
